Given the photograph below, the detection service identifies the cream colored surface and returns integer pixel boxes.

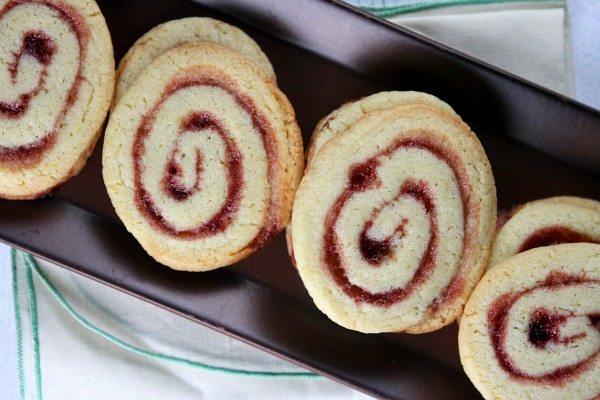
[388,2,571,95]
[292,99,496,333]
[103,43,302,271]
[306,91,454,167]
[506,286,598,374]
[0,0,114,199]
[140,85,267,233]
[459,243,600,400]
[114,17,275,106]
[287,91,456,270]
[489,196,600,267]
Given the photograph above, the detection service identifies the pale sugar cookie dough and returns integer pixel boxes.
[103,43,303,271]
[459,243,600,400]
[291,93,496,333]
[0,0,114,199]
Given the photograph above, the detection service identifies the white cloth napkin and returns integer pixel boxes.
[10,250,371,400]
[1,1,589,399]
[346,0,571,95]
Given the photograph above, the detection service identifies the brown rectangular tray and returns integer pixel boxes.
[1,1,599,399]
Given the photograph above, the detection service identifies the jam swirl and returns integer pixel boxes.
[1,30,55,118]
[322,137,475,309]
[488,271,600,385]
[519,225,599,253]
[139,110,243,238]
[0,0,89,165]
[133,73,279,247]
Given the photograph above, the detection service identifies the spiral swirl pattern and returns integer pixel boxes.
[0,0,113,199]
[132,74,277,247]
[322,138,467,309]
[103,43,303,271]
[460,243,600,400]
[292,101,496,333]
[490,273,599,384]
[0,0,87,163]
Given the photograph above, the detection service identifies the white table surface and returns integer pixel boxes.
[1,1,599,399]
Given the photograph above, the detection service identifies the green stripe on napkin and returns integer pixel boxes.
[14,251,318,380]
[360,0,550,17]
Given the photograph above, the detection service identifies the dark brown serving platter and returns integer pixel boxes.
[1,0,599,399]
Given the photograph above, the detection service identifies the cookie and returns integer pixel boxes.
[459,243,600,400]
[306,91,454,167]
[103,43,303,271]
[113,17,275,106]
[291,97,496,333]
[0,0,114,199]
[489,196,600,267]
[286,91,456,265]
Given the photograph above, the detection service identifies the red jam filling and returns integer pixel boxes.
[488,271,600,385]
[140,111,243,237]
[349,159,380,192]
[162,113,210,201]
[0,0,89,165]
[589,313,600,329]
[22,30,56,65]
[1,31,55,118]
[164,156,201,201]
[321,138,473,308]
[359,218,407,266]
[359,229,393,265]
[519,225,599,253]
[528,308,586,349]
[133,74,278,246]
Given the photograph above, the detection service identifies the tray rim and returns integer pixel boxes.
[330,0,599,113]
[199,0,600,174]
[0,196,478,400]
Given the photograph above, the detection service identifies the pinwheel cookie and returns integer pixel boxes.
[306,91,455,167]
[287,91,456,258]
[0,0,114,199]
[103,43,303,271]
[113,17,275,106]
[489,196,600,267]
[291,94,496,333]
[459,243,600,400]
